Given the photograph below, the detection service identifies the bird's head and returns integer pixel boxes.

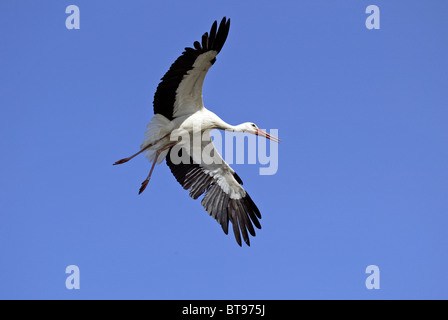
[238,122,280,143]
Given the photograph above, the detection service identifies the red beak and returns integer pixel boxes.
[255,129,281,143]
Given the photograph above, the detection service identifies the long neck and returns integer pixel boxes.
[207,110,241,131]
[215,120,245,132]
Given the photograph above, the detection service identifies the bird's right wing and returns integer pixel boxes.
[165,132,261,246]
[153,17,231,121]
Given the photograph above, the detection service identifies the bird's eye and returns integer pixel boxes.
[251,124,256,128]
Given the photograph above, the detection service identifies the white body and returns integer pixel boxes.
[141,108,248,200]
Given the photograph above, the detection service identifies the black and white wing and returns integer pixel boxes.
[166,132,262,246]
[153,17,231,121]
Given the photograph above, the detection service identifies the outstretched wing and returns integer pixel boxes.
[153,17,231,120]
[165,132,261,246]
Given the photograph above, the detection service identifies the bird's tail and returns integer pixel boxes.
[141,114,173,164]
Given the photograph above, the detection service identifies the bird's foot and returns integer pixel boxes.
[113,158,130,165]
[139,179,150,194]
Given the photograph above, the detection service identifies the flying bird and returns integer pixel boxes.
[114,17,280,246]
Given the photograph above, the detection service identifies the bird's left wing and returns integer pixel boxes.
[165,132,261,246]
[153,17,231,121]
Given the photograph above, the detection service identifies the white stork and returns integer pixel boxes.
[114,17,280,246]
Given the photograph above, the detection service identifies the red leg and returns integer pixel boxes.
[113,133,171,165]
[138,156,159,194]
[138,142,178,194]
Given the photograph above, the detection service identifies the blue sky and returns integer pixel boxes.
[0,0,447,299]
